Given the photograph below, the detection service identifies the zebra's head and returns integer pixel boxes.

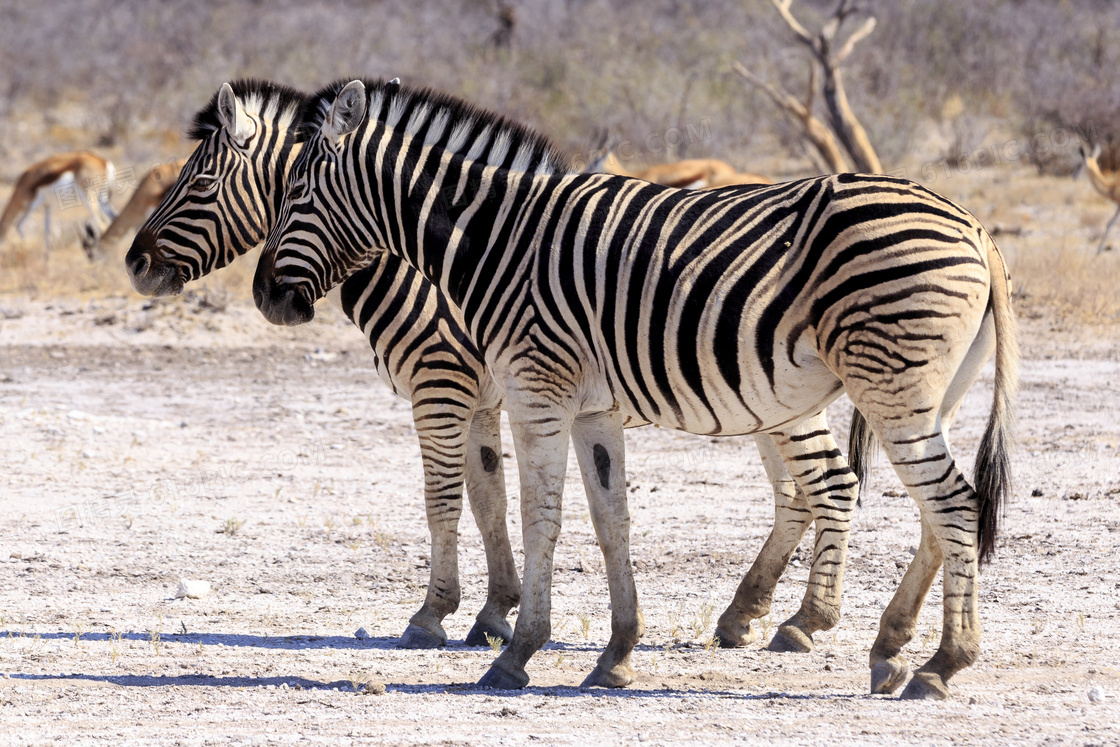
[126,80,306,297]
[255,79,385,325]
[255,76,572,326]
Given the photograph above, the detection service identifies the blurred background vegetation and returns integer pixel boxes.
[2,0,1120,322]
[2,0,1119,174]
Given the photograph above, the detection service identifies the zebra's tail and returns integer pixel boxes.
[974,232,1020,564]
[846,408,876,507]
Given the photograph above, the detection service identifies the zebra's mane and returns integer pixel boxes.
[188,79,308,141]
[299,77,572,175]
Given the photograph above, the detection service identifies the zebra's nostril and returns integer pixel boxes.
[129,252,151,278]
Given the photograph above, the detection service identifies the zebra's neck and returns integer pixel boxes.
[271,139,302,223]
[387,146,540,307]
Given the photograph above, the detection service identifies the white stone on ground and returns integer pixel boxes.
[176,579,211,599]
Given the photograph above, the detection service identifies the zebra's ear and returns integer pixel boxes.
[323,80,368,145]
[216,83,255,145]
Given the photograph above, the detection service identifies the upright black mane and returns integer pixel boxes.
[298,77,573,174]
[188,79,309,141]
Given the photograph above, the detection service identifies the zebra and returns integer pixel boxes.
[124,80,520,649]
[254,78,1017,701]
[124,79,866,657]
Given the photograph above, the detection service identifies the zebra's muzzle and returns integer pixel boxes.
[126,231,185,297]
[253,276,315,326]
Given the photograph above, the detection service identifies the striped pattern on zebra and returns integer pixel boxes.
[124,80,522,649]
[125,79,871,659]
[255,78,1018,701]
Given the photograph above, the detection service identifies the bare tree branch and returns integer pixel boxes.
[769,0,813,47]
[835,17,876,66]
[732,61,849,173]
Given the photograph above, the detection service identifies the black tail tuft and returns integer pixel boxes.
[973,393,1014,564]
[973,233,1019,565]
[846,408,877,508]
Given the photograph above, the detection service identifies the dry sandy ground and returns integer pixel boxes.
[1,291,1118,746]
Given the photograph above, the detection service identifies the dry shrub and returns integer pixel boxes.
[1008,242,1120,324]
[0,234,261,302]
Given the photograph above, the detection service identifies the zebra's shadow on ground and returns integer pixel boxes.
[5,671,859,701]
[0,629,401,650]
[0,630,648,653]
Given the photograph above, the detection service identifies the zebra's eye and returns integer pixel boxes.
[190,174,218,193]
[288,179,308,200]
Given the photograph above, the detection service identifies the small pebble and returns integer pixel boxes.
[1088,685,1105,703]
[354,627,369,640]
[364,681,386,695]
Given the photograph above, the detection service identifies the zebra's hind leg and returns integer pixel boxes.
[398,403,472,649]
[477,401,575,689]
[462,405,521,647]
[715,434,811,648]
[571,410,643,688]
[764,415,859,654]
[869,311,997,696]
[872,420,982,701]
[869,516,942,694]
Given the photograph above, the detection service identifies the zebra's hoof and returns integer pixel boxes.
[899,671,950,701]
[464,619,512,647]
[767,626,813,654]
[870,658,910,695]
[397,623,446,649]
[579,663,635,689]
[713,622,757,648]
[477,664,529,690]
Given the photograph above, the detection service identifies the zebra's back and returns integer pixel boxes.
[476,172,993,436]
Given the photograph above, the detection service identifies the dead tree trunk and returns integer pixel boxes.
[765,0,883,174]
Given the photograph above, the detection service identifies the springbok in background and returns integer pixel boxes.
[702,170,776,189]
[86,158,188,258]
[1075,144,1120,254]
[590,149,771,188]
[586,134,771,188]
[0,151,118,252]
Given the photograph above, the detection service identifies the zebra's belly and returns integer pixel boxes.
[608,338,843,436]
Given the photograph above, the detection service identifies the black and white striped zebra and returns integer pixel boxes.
[124,79,865,657]
[255,78,1018,700]
[125,80,521,649]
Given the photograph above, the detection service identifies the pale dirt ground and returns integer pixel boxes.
[0,163,1119,745]
[0,292,1118,746]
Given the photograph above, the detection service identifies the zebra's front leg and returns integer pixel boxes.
[462,405,521,647]
[765,415,858,654]
[398,406,471,649]
[571,410,643,688]
[715,434,812,648]
[477,401,574,689]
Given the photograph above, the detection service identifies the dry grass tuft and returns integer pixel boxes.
[0,229,261,302]
[1010,242,1120,323]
